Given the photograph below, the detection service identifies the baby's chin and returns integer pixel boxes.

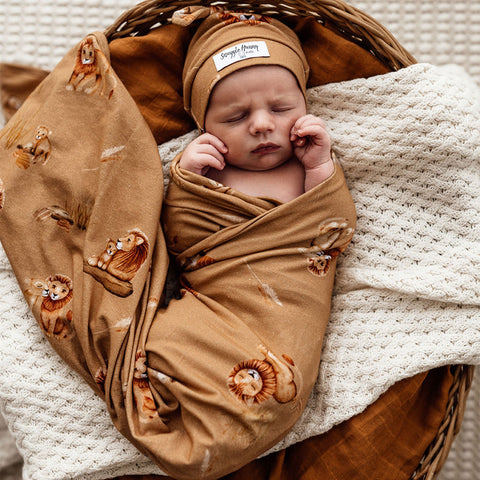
[254,157,293,171]
[240,155,293,171]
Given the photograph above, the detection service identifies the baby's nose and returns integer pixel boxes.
[250,111,274,134]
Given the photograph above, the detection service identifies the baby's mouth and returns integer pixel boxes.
[252,143,280,155]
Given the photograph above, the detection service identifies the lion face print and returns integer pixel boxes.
[38,274,74,340]
[66,35,117,98]
[13,125,52,169]
[306,250,340,277]
[117,232,143,252]
[80,41,95,66]
[43,276,72,301]
[232,367,265,397]
[228,358,277,405]
[228,344,298,406]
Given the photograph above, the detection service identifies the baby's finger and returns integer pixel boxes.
[198,133,228,154]
[293,137,306,147]
[198,144,226,167]
[291,115,317,138]
[294,124,330,145]
[293,115,327,135]
[198,153,225,170]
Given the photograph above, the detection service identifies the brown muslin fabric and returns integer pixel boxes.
[179,7,309,129]
[0,63,49,123]
[0,27,355,479]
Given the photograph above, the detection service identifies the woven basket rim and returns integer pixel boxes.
[411,364,475,480]
[104,0,416,71]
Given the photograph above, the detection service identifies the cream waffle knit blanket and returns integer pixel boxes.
[0,63,479,480]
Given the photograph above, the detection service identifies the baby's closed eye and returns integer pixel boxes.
[224,112,247,123]
[271,105,294,113]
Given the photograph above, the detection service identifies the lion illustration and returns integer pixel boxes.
[307,248,341,277]
[228,344,298,406]
[39,274,74,340]
[89,229,149,282]
[85,229,149,297]
[14,126,52,169]
[35,205,74,232]
[133,351,159,421]
[87,238,117,270]
[304,218,354,276]
[24,277,48,308]
[66,35,117,98]
[311,218,354,252]
[219,10,271,25]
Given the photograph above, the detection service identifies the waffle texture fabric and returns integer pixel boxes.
[0,62,479,479]
[351,0,480,83]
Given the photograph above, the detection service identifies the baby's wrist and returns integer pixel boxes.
[304,149,334,171]
[305,159,333,174]
[304,156,335,191]
[179,156,197,173]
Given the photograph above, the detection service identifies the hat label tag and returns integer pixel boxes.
[213,41,270,71]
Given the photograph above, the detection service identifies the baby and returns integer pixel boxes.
[179,10,334,203]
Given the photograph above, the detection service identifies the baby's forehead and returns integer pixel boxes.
[208,64,304,102]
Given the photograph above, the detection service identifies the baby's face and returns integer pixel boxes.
[204,65,306,171]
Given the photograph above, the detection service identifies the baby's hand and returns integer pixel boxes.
[179,133,227,176]
[290,115,332,171]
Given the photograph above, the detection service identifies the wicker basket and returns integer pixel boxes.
[104,1,475,479]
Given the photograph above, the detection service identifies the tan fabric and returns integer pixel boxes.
[0,28,355,480]
[0,63,49,123]
[109,24,196,145]
[180,7,310,129]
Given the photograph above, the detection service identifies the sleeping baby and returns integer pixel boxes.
[178,8,335,202]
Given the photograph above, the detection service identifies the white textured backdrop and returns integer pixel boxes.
[0,1,479,479]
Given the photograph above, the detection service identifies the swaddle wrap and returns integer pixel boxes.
[0,30,354,480]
